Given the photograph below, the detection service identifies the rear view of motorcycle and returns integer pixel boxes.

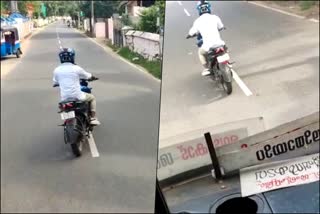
[187,29,233,95]
[207,45,233,94]
[55,77,98,157]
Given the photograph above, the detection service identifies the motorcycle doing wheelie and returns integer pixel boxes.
[54,77,98,157]
[187,29,233,95]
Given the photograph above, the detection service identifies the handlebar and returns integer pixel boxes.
[186,34,197,39]
[53,76,99,87]
[86,76,99,81]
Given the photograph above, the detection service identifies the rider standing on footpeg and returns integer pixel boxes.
[187,1,226,76]
[53,48,101,125]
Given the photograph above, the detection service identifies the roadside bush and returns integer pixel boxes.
[137,0,165,33]
[299,1,317,10]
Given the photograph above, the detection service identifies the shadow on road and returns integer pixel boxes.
[241,56,319,78]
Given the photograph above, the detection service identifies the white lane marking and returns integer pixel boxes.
[88,131,100,157]
[309,18,319,23]
[56,26,63,49]
[184,8,191,16]
[248,1,319,23]
[231,69,253,96]
[177,1,182,6]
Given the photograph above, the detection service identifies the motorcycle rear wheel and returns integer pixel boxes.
[222,81,232,95]
[71,142,82,157]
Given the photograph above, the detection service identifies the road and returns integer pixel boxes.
[160,1,319,143]
[1,21,160,213]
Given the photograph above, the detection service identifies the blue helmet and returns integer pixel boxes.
[59,48,75,64]
[197,1,211,16]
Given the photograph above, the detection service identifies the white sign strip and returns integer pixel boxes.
[240,153,320,197]
[219,122,320,173]
[157,128,248,180]
[217,112,319,156]
[88,131,100,157]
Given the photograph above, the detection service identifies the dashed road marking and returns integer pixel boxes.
[184,8,191,17]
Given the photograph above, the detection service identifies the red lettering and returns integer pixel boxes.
[177,145,189,160]
[213,138,220,147]
[195,143,208,156]
[230,135,238,143]
[223,136,230,145]
[187,146,195,158]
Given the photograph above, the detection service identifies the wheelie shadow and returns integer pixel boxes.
[25,128,92,162]
[180,72,228,106]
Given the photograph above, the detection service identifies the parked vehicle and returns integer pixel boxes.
[1,26,22,58]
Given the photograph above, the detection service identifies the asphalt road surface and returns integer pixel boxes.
[1,21,160,213]
[160,1,319,143]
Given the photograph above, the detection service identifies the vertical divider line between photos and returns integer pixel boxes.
[154,1,169,213]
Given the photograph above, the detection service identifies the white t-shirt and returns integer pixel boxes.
[53,63,92,101]
[189,13,225,52]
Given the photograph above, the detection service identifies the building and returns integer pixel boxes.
[119,0,155,17]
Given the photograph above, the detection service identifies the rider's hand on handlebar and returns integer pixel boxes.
[88,76,99,81]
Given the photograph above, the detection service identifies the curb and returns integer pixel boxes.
[248,1,319,23]
[73,28,161,83]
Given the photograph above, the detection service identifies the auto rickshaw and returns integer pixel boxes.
[1,26,23,58]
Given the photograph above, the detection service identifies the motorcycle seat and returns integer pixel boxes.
[59,99,89,107]
[208,45,227,55]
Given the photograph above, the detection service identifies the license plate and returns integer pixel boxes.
[60,111,75,120]
[217,53,230,63]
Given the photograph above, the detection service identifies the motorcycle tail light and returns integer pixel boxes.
[66,103,73,108]
[65,119,74,124]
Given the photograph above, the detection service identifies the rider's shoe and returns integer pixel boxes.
[90,118,101,126]
[201,69,211,76]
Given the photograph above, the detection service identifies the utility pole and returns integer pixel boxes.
[91,0,94,37]
[78,11,80,29]
[10,0,18,13]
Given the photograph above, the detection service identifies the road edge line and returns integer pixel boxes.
[73,28,161,83]
[247,1,319,23]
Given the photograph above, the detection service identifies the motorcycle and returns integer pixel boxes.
[53,77,98,157]
[187,29,233,95]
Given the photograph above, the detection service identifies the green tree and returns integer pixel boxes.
[78,1,120,19]
[137,0,165,33]
[1,0,10,14]
[16,1,42,18]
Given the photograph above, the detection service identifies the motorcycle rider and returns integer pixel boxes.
[187,1,226,76]
[53,48,100,125]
